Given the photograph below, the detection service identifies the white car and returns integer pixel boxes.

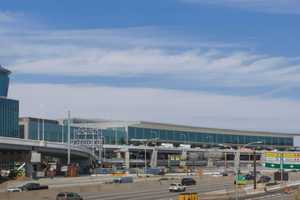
[7,187,22,192]
[169,183,186,192]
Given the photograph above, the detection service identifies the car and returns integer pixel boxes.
[113,176,134,184]
[7,187,22,192]
[56,192,83,200]
[258,175,271,183]
[7,182,49,192]
[181,177,196,186]
[244,174,254,180]
[169,183,186,192]
[221,172,228,176]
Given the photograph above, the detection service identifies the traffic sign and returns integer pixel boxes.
[264,152,300,169]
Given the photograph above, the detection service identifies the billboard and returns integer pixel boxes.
[264,152,300,169]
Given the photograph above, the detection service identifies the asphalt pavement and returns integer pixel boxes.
[81,176,234,200]
[246,192,294,200]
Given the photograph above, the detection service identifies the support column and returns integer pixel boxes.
[207,158,214,168]
[150,148,158,168]
[234,149,240,174]
[116,151,122,159]
[180,149,187,167]
[125,149,130,169]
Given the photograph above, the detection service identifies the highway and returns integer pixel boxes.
[247,193,293,200]
[81,176,234,200]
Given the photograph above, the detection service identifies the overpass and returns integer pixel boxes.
[0,136,96,160]
[0,137,265,169]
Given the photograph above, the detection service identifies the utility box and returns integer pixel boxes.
[274,171,288,181]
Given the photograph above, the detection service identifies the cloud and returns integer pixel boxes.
[2,10,300,140]
[9,83,300,134]
[1,10,300,98]
[8,44,300,88]
[0,12,18,23]
[180,0,300,15]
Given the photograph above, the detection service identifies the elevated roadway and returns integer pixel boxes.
[0,136,96,159]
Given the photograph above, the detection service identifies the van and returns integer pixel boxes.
[181,178,196,186]
[113,176,133,184]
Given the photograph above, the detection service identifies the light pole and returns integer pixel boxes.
[235,141,262,200]
[67,111,71,165]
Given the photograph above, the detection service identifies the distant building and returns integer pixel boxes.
[0,65,19,138]
[0,65,10,97]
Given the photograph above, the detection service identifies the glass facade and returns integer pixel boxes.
[128,127,293,147]
[0,68,10,97]
[25,118,127,145]
[103,127,126,145]
[27,119,64,142]
[0,98,19,138]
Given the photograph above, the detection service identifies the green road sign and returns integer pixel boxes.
[265,162,300,169]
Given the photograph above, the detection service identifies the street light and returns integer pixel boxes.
[235,141,263,200]
[67,111,71,165]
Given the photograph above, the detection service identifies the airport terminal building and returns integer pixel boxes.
[19,118,295,148]
[18,118,296,168]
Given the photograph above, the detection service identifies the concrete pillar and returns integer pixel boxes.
[234,149,240,173]
[207,158,214,168]
[125,149,130,169]
[116,151,122,159]
[150,148,158,168]
[180,150,187,167]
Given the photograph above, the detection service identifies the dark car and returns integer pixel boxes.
[56,192,83,200]
[244,174,254,180]
[7,182,48,192]
[181,177,196,186]
[221,172,228,176]
[258,175,271,183]
[113,176,133,184]
[21,183,48,191]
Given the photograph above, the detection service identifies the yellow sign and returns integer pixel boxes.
[264,152,300,164]
[265,152,300,158]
